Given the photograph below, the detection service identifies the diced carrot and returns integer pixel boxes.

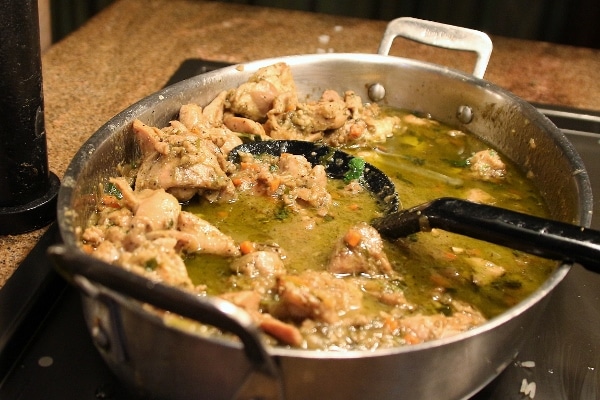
[430,272,452,288]
[344,229,362,247]
[232,177,243,187]
[217,211,229,219]
[403,333,422,345]
[443,251,458,260]
[101,194,121,208]
[384,316,399,332]
[240,162,261,171]
[239,240,255,255]
[81,243,94,254]
[349,123,363,139]
[268,177,281,193]
[348,203,360,211]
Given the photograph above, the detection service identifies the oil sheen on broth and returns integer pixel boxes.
[184,107,556,323]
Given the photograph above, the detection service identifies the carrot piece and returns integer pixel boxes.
[348,203,360,211]
[81,243,94,254]
[217,211,229,219]
[403,333,422,345]
[430,272,452,288]
[268,177,281,193]
[443,251,457,260]
[239,240,255,255]
[344,229,362,247]
[240,162,261,171]
[348,123,363,139]
[101,194,121,208]
[232,177,243,187]
[384,316,399,333]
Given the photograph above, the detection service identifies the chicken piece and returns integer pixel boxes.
[220,290,262,312]
[328,222,393,276]
[119,236,193,288]
[110,177,181,231]
[179,102,244,156]
[465,256,506,286]
[397,301,486,344]
[360,278,414,309]
[293,90,348,131]
[230,250,285,278]
[223,113,267,138]
[276,153,331,215]
[174,211,240,257]
[132,119,236,203]
[178,92,228,130]
[231,152,332,216]
[220,290,303,346]
[271,271,363,323]
[179,103,211,132]
[202,91,227,125]
[259,314,303,347]
[227,62,298,121]
[465,188,495,204]
[323,93,399,147]
[264,89,349,141]
[92,239,121,264]
[468,149,506,182]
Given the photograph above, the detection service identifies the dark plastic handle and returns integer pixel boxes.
[47,244,279,378]
[372,197,600,273]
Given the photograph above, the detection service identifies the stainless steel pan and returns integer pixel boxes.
[50,18,593,400]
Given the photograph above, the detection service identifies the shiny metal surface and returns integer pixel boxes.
[378,17,493,79]
[473,107,600,400]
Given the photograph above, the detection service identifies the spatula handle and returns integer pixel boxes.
[373,197,600,273]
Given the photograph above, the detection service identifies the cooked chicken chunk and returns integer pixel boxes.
[110,177,181,231]
[230,152,332,216]
[220,290,303,346]
[271,271,363,324]
[230,250,285,278]
[226,62,298,121]
[179,101,244,155]
[396,301,486,344]
[328,222,394,276]
[133,119,236,203]
[468,149,506,182]
[172,211,240,257]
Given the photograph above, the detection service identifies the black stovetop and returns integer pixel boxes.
[1,60,599,399]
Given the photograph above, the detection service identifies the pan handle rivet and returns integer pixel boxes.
[368,83,386,102]
[457,105,473,124]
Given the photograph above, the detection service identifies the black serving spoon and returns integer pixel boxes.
[229,140,600,273]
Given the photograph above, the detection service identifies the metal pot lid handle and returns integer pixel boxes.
[378,17,493,79]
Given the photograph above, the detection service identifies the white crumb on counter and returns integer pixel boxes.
[520,360,536,368]
[318,34,330,45]
[520,378,537,398]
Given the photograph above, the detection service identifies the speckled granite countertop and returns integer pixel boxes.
[1,0,600,287]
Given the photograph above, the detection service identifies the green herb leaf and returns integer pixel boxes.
[105,182,123,199]
[144,258,158,271]
[275,206,290,220]
[344,157,366,183]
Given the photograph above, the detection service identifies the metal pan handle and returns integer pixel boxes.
[48,244,283,393]
[378,17,493,79]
